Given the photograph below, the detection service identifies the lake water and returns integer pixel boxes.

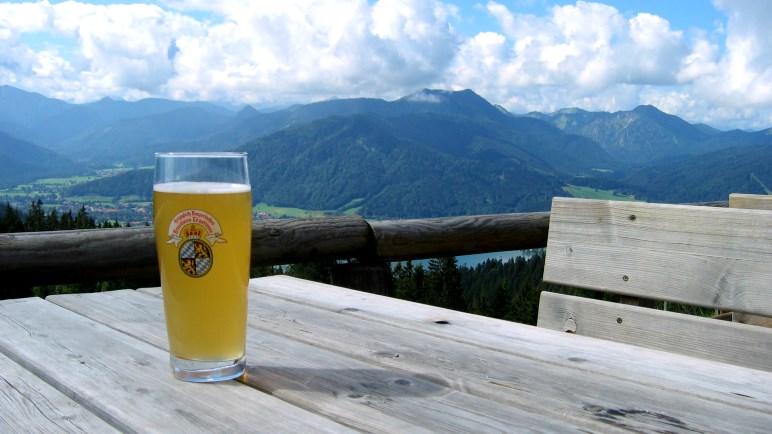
[405,249,538,269]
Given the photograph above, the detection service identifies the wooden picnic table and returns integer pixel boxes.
[1,275,770,433]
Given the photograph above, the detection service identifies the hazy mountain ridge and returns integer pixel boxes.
[622,143,772,202]
[0,85,233,150]
[528,105,771,164]
[3,84,768,167]
[58,107,236,164]
[0,131,83,187]
[1,85,771,217]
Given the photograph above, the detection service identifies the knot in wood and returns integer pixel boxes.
[268,228,282,237]
[563,317,577,333]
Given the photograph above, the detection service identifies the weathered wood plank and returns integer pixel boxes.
[0,350,119,433]
[48,290,575,433]
[543,198,772,316]
[723,193,772,326]
[244,277,772,415]
[729,193,772,210]
[370,212,550,261]
[52,289,622,432]
[240,276,772,432]
[0,297,354,433]
[733,312,772,327]
[53,287,772,433]
[537,291,772,371]
[237,285,772,433]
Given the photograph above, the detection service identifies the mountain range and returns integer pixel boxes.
[1,85,770,217]
[527,105,771,164]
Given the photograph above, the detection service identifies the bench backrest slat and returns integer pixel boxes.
[543,198,772,316]
[537,291,772,371]
[729,193,772,210]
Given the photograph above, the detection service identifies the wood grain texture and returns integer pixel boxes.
[0,350,119,433]
[726,194,772,327]
[537,291,772,371]
[729,193,772,210]
[240,281,772,432]
[46,278,772,433]
[245,277,772,415]
[733,312,772,327]
[49,291,571,433]
[543,197,772,315]
[55,282,772,433]
[0,227,158,288]
[0,297,353,434]
[249,216,372,266]
[370,212,550,261]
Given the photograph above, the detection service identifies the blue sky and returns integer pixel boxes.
[1,1,770,130]
[453,1,724,37]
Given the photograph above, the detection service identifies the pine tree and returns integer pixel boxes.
[427,257,464,310]
[46,208,60,230]
[490,279,510,319]
[24,199,46,232]
[0,202,24,232]
[74,205,96,229]
[60,210,74,230]
[392,261,417,301]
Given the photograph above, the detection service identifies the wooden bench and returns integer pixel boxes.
[537,197,772,372]
[725,193,772,327]
[729,192,772,210]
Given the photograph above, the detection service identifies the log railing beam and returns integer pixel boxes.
[0,212,551,288]
[0,202,725,288]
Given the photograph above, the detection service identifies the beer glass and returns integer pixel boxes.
[153,152,252,382]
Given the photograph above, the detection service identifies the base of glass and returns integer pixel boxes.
[170,355,246,382]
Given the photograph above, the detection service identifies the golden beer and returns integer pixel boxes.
[153,182,252,366]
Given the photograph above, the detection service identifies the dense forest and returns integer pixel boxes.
[65,168,154,200]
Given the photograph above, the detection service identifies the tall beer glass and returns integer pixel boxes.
[153,152,252,382]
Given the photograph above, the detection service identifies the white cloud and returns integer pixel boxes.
[447,2,687,96]
[440,0,772,129]
[166,0,463,104]
[1,0,463,105]
[0,0,771,130]
[708,0,772,105]
[405,89,445,103]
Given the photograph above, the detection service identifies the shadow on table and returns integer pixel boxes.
[244,365,452,399]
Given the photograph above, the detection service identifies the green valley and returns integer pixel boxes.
[562,185,637,201]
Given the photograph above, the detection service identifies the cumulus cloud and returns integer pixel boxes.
[156,0,462,104]
[443,0,772,129]
[446,2,689,109]
[0,0,771,129]
[637,0,772,129]
[708,0,772,104]
[0,0,462,104]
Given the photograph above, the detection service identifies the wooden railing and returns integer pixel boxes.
[0,212,551,288]
[0,200,730,289]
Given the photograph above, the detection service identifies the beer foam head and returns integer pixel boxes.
[154,182,251,194]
